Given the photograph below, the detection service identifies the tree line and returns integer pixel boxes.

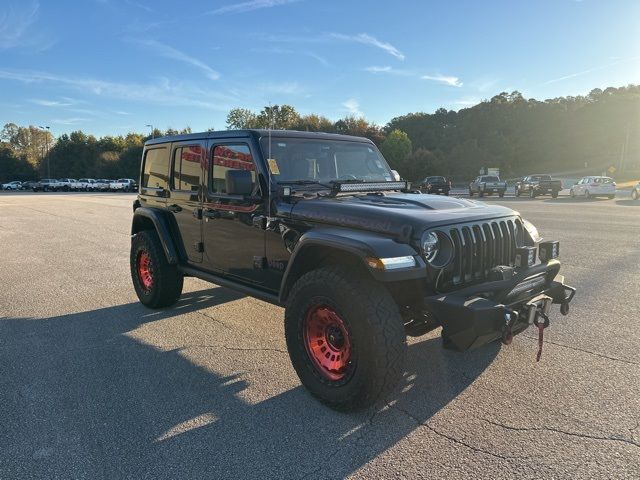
[1,85,637,183]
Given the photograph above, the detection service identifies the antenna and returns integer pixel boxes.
[267,103,273,221]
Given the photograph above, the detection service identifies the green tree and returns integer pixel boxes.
[380,129,412,171]
[226,108,258,129]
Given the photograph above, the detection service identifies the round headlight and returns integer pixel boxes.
[422,232,439,262]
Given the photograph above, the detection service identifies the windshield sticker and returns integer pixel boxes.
[267,158,281,175]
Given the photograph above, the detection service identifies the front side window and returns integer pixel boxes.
[211,144,256,194]
[172,145,203,191]
[259,138,393,184]
[142,147,169,189]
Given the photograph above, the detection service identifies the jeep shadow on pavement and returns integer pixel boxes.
[130,129,576,411]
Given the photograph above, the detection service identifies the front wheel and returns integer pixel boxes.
[552,191,559,198]
[285,266,406,411]
[529,189,536,198]
[130,230,183,308]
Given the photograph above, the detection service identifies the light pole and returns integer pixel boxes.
[145,124,154,139]
[38,126,51,178]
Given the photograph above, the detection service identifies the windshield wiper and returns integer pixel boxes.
[277,180,334,189]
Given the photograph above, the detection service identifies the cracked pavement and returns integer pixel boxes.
[0,192,638,479]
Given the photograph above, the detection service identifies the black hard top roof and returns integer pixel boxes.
[144,129,374,147]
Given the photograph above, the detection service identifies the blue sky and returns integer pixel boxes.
[1,0,638,137]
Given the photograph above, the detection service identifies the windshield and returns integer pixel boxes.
[482,176,500,182]
[426,176,445,183]
[531,175,551,181]
[259,137,394,184]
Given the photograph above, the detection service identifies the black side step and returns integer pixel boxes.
[180,266,282,307]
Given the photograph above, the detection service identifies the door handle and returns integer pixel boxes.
[167,204,182,213]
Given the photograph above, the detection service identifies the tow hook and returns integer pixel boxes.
[501,310,518,345]
[525,295,553,361]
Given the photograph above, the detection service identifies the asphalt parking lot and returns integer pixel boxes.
[1,191,638,479]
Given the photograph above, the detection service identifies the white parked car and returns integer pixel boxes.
[94,179,111,191]
[74,178,96,191]
[57,178,76,191]
[1,181,22,190]
[109,178,138,192]
[570,176,616,199]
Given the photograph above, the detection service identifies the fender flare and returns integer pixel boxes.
[279,228,426,303]
[131,207,180,264]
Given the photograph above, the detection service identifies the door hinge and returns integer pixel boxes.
[194,242,204,253]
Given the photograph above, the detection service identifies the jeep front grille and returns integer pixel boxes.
[440,217,523,290]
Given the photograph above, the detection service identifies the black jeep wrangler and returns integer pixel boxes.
[130,130,576,411]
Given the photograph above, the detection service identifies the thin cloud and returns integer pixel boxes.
[51,117,89,125]
[0,2,50,50]
[208,0,300,15]
[132,39,220,80]
[542,56,640,85]
[342,98,363,117]
[331,33,405,61]
[0,69,233,110]
[364,66,412,76]
[421,74,463,87]
[29,98,74,107]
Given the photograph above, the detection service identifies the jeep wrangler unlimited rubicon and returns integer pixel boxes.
[130,130,576,411]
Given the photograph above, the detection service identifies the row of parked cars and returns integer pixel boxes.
[417,173,635,200]
[1,178,138,192]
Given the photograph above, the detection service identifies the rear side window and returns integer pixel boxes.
[172,145,203,191]
[211,144,257,194]
[142,147,169,189]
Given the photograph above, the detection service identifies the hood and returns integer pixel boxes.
[286,193,518,238]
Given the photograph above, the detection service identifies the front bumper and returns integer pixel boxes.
[424,260,575,351]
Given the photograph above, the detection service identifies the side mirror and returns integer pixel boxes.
[226,170,253,196]
[391,170,401,181]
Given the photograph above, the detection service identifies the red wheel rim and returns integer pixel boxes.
[137,250,153,291]
[303,305,352,381]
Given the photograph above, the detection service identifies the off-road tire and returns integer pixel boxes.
[285,266,406,411]
[552,191,559,198]
[130,230,183,308]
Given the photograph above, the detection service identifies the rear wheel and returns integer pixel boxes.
[285,266,406,411]
[130,230,183,308]
[552,191,559,198]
